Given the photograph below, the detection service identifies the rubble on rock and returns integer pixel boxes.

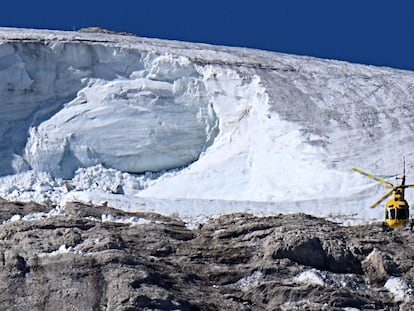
[0,198,413,310]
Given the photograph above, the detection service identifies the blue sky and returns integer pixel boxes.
[2,1,414,71]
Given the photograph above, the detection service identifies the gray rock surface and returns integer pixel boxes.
[0,198,413,310]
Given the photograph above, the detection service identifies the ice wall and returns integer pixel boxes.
[0,39,218,178]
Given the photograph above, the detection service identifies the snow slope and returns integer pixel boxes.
[1,27,414,226]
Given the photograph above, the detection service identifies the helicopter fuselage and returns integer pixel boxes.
[352,160,414,230]
[385,191,409,229]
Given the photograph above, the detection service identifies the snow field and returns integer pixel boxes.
[0,28,414,229]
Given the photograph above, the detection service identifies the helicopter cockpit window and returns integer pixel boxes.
[386,207,409,220]
[396,207,408,219]
[386,208,396,219]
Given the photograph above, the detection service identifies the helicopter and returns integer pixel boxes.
[352,158,414,229]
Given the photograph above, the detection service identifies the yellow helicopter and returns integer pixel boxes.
[352,158,414,229]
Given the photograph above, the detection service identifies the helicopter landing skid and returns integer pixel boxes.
[381,222,393,232]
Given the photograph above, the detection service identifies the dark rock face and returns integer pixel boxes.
[0,199,413,310]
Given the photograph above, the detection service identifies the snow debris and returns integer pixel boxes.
[3,207,65,224]
[233,271,264,292]
[280,300,329,310]
[294,269,363,291]
[294,269,326,287]
[6,215,22,223]
[384,277,412,302]
[101,213,151,226]
[38,244,82,257]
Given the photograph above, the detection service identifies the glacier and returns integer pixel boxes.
[1,27,414,226]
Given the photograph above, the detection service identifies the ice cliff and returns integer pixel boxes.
[1,27,414,224]
[0,30,218,178]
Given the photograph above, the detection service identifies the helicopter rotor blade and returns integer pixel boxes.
[370,189,394,209]
[403,184,414,188]
[352,167,394,187]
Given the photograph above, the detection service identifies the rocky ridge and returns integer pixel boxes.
[0,198,413,310]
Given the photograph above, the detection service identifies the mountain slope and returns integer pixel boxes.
[0,199,412,310]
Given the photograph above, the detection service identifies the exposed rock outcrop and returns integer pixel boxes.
[0,199,413,310]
